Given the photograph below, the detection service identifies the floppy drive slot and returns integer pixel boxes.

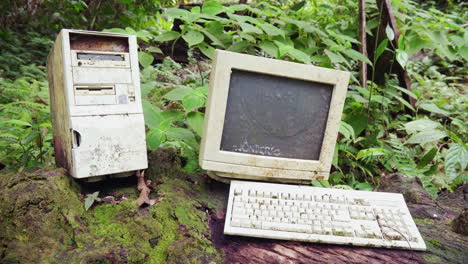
[71,50,130,68]
[77,53,124,61]
[75,86,115,95]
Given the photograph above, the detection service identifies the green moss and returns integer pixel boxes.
[423,254,444,263]
[427,239,443,248]
[414,217,434,226]
[1,150,222,264]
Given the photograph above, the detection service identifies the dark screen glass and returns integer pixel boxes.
[220,70,333,160]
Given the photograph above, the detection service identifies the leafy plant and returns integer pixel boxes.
[84,191,101,211]
[0,33,53,170]
[155,0,368,81]
[140,56,209,173]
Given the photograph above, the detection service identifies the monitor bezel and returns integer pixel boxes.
[200,50,350,182]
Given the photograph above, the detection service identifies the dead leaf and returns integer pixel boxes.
[136,170,151,207]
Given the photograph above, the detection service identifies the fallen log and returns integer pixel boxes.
[0,149,466,263]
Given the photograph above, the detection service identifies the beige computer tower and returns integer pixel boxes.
[46,29,147,179]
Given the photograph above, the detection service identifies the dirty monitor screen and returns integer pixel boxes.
[220,70,333,160]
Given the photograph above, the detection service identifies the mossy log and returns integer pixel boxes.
[1,149,466,263]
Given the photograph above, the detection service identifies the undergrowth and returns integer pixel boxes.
[0,0,466,197]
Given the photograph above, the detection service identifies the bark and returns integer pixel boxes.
[358,0,368,89]
[372,0,415,107]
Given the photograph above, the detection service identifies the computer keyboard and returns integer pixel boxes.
[225,180,426,251]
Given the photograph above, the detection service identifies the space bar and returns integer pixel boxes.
[261,222,311,233]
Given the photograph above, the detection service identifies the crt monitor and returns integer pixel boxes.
[199,50,350,184]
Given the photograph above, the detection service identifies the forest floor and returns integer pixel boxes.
[0,148,467,264]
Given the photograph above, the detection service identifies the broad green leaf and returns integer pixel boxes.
[354,182,374,191]
[339,121,355,140]
[396,49,408,68]
[161,110,184,123]
[343,112,367,136]
[187,112,205,137]
[311,180,330,188]
[138,52,153,68]
[154,31,180,42]
[287,48,311,64]
[165,8,191,20]
[417,147,437,169]
[202,0,224,16]
[273,41,293,57]
[21,130,38,145]
[228,41,250,52]
[375,39,388,62]
[183,93,205,111]
[136,30,153,42]
[342,49,372,66]
[406,130,447,144]
[325,49,347,64]
[392,85,418,99]
[147,129,166,150]
[195,86,208,96]
[259,40,279,58]
[146,46,163,54]
[387,91,415,112]
[419,103,450,115]
[118,27,135,35]
[163,87,193,101]
[165,127,197,148]
[239,22,263,34]
[449,35,465,48]
[142,99,163,129]
[291,0,306,11]
[258,23,284,37]
[356,148,386,160]
[424,164,439,176]
[239,32,256,42]
[197,26,225,48]
[84,191,99,211]
[332,144,339,168]
[182,30,204,47]
[141,81,156,96]
[104,28,127,34]
[84,198,94,211]
[385,24,395,41]
[405,34,427,57]
[225,4,249,12]
[197,42,215,59]
[398,34,405,50]
[445,144,468,171]
[227,13,258,24]
[404,119,440,133]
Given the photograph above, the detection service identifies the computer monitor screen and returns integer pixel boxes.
[220,70,333,160]
[200,50,350,183]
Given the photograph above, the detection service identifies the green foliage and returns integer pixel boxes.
[158,0,366,77]
[0,0,466,199]
[324,0,467,197]
[0,0,175,36]
[0,31,53,170]
[140,56,208,173]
